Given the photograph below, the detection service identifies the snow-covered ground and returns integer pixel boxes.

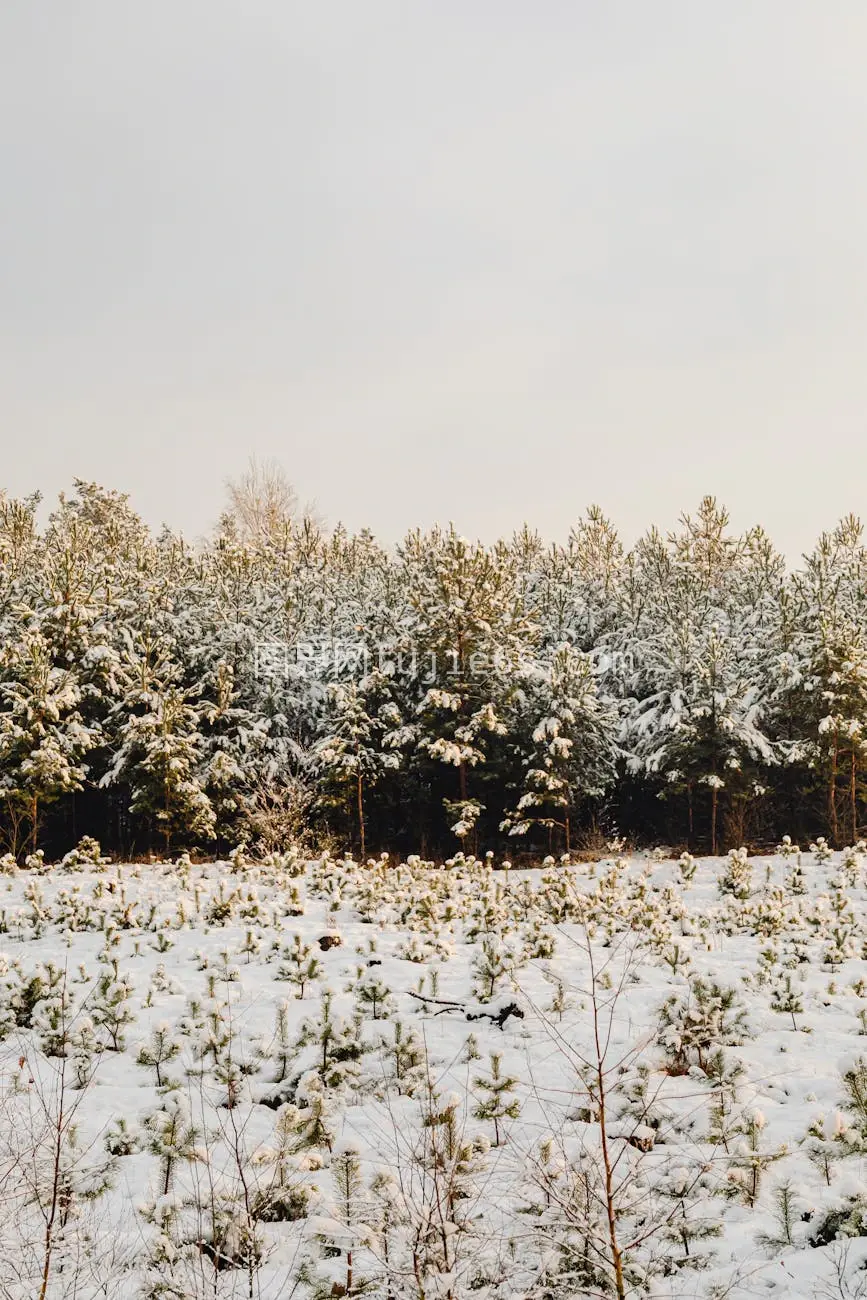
[3,843,867,1298]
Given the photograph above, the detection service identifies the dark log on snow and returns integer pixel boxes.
[405,989,524,1029]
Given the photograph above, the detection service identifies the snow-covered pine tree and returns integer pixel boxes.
[399,524,535,846]
[502,643,617,851]
[137,1022,183,1089]
[769,517,867,843]
[472,1052,521,1145]
[619,499,776,852]
[142,1091,203,1198]
[314,671,401,860]
[0,627,96,855]
[102,620,215,852]
[309,1143,375,1298]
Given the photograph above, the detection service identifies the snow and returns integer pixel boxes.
[4,848,867,1296]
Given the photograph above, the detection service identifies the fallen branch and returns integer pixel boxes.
[406,991,525,1029]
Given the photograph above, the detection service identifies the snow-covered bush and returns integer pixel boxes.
[60,836,109,870]
[657,976,751,1074]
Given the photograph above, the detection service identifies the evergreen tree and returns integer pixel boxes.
[310,1143,374,1298]
[472,1052,521,1145]
[399,524,534,845]
[105,676,215,851]
[620,500,777,851]
[502,643,617,850]
[314,672,401,859]
[0,628,96,854]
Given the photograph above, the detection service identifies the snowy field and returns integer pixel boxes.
[4,843,867,1298]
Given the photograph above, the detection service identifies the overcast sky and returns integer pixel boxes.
[2,2,866,559]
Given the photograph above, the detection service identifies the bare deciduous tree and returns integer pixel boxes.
[223,459,310,548]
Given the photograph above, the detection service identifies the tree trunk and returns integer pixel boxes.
[357,772,366,861]
[710,786,718,856]
[597,1053,626,1298]
[687,782,694,849]
[164,777,172,856]
[30,793,38,856]
[829,738,839,846]
[851,748,858,845]
[38,1057,67,1300]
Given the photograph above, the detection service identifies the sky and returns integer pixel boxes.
[2,1,867,560]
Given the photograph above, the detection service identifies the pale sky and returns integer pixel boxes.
[2,1,866,559]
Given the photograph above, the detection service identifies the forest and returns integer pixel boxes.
[1,478,866,861]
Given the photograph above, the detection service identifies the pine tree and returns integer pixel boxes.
[310,1144,374,1298]
[526,1136,612,1297]
[840,1054,867,1138]
[142,1092,203,1197]
[290,1071,336,1154]
[412,1077,490,1280]
[471,934,518,1003]
[136,1022,182,1088]
[620,499,778,852]
[13,480,867,855]
[802,1112,859,1184]
[91,970,136,1051]
[296,990,364,1091]
[472,1052,521,1145]
[656,1163,721,1266]
[657,977,750,1074]
[250,1104,311,1223]
[718,846,753,900]
[770,518,867,844]
[380,1019,425,1096]
[354,971,395,1022]
[0,628,96,855]
[277,934,321,998]
[400,524,534,846]
[769,970,804,1031]
[724,1109,786,1207]
[502,643,617,851]
[314,672,401,859]
[105,673,215,851]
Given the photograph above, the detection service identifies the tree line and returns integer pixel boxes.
[1,478,866,859]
